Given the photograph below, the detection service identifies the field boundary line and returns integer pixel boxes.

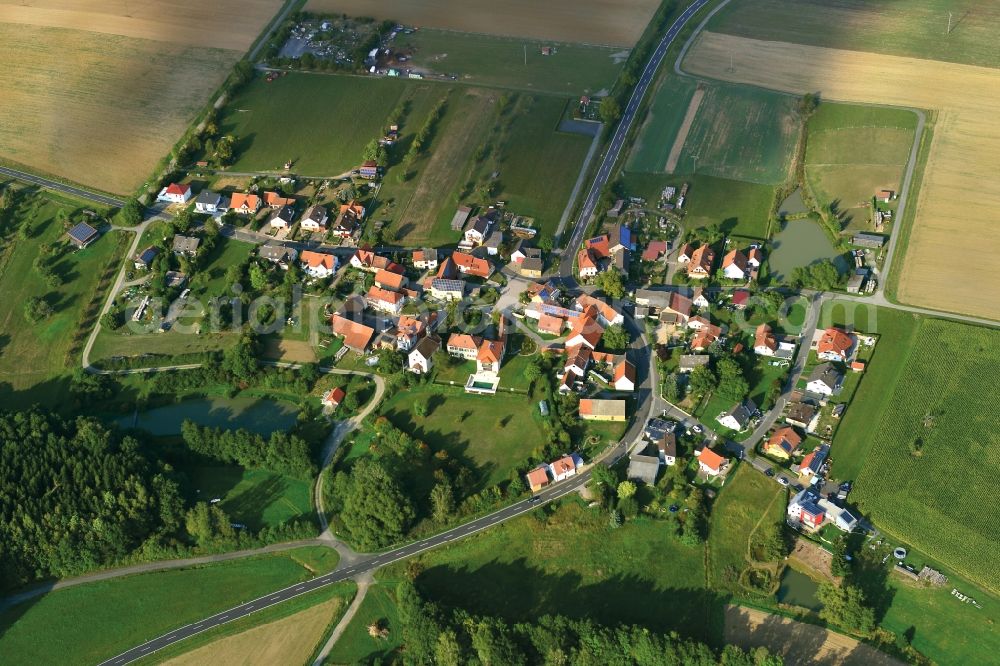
[665,85,705,173]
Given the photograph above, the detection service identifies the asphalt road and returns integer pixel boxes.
[559,0,710,277]
[0,165,125,208]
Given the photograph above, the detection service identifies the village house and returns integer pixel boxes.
[628,452,661,485]
[788,486,858,532]
[447,333,481,361]
[366,286,405,314]
[692,287,710,309]
[689,322,723,352]
[300,205,329,232]
[526,467,550,492]
[408,335,440,375]
[300,250,338,279]
[806,363,843,397]
[230,193,262,215]
[609,223,634,254]
[520,254,543,278]
[331,296,375,352]
[359,160,379,179]
[732,289,750,310]
[157,182,192,204]
[687,245,715,279]
[172,235,200,256]
[577,248,600,278]
[66,222,99,249]
[764,426,803,460]
[661,291,692,324]
[194,190,223,214]
[645,418,678,466]
[463,211,497,246]
[509,240,531,264]
[677,243,694,264]
[537,313,566,336]
[564,345,592,378]
[263,191,295,209]
[579,398,627,421]
[576,294,624,326]
[429,278,464,301]
[450,251,492,279]
[549,454,582,482]
[396,313,436,351]
[259,244,297,269]
[565,313,603,350]
[785,401,818,429]
[322,387,346,410]
[484,230,503,256]
[754,324,795,359]
[641,240,667,262]
[796,444,830,485]
[717,399,756,431]
[134,246,158,270]
[816,327,855,362]
[413,248,438,270]
[268,205,296,229]
[747,247,764,269]
[333,200,365,238]
[697,447,729,477]
[613,359,636,391]
[374,269,407,292]
[721,249,749,280]
[678,354,710,373]
[351,249,404,274]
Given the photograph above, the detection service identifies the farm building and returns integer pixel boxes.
[579,398,627,422]
[852,233,885,248]
[66,222,99,249]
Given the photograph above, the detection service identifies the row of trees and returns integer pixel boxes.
[396,579,784,666]
[180,421,317,480]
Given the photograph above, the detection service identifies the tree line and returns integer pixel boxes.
[395,579,784,665]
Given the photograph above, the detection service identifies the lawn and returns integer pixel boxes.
[322,583,403,664]
[849,317,1000,594]
[212,72,414,176]
[707,465,785,595]
[708,0,1000,70]
[804,102,917,232]
[679,84,799,185]
[0,192,126,409]
[628,75,697,173]
[380,384,547,489]
[178,464,314,531]
[381,500,715,641]
[0,548,338,666]
[622,171,774,240]
[397,29,625,94]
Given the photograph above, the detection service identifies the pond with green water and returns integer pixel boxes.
[119,396,299,436]
[776,567,822,611]
[769,219,849,282]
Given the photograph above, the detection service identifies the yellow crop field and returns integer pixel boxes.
[0,1,281,194]
[684,31,1000,321]
[306,0,660,46]
[161,596,344,666]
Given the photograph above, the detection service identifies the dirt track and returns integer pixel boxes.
[306,0,660,46]
[684,31,1000,320]
[666,86,705,173]
[725,606,903,666]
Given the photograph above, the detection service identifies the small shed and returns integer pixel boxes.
[67,222,99,249]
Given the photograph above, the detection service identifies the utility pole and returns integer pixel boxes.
[691,153,700,174]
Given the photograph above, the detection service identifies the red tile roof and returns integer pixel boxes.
[818,328,853,357]
[641,240,667,262]
[375,269,406,291]
[300,250,336,270]
[526,467,550,488]
[451,251,491,278]
[698,448,726,472]
[165,183,190,196]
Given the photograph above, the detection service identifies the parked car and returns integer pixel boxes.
[777,476,790,486]
[765,468,775,477]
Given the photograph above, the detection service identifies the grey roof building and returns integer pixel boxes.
[67,222,99,248]
[627,452,661,485]
[172,235,200,255]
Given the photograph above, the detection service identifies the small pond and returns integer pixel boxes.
[776,567,822,611]
[778,188,809,216]
[119,396,299,436]
[769,219,850,282]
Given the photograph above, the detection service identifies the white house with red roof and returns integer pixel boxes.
[722,249,749,280]
[815,328,855,362]
[697,447,728,477]
[322,387,346,410]
[300,250,338,279]
[548,453,583,482]
[613,359,636,391]
[157,183,193,204]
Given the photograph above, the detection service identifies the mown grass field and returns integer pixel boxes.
[0,192,125,408]
[805,103,917,232]
[397,29,625,93]
[214,73,414,176]
[679,84,799,185]
[707,466,785,595]
[381,500,715,640]
[849,317,1000,594]
[305,0,662,47]
[0,547,338,666]
[380,384,547,489]
[153,584,353,666]
[628,76,697,173]
[322,583,403,664]
[708,0,1000,69]
[180,465,313,531]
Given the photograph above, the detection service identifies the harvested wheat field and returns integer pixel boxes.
[0,0,280,194]
[306,0,660,46]
[161,595,345,666]
[725,606,903,666]
[684,31,1000,320]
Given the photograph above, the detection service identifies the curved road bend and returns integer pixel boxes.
[559,0,711,276]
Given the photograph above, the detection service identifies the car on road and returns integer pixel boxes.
[765,468,775,477]
[777,476,789,486]
[527,496,542,504]
[692,424,703,433]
